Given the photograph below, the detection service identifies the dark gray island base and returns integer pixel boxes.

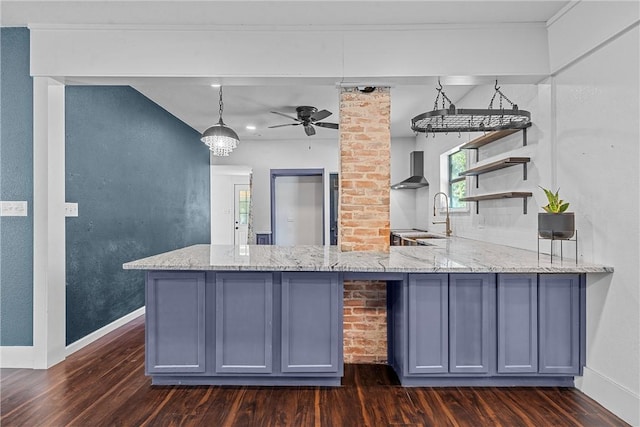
[124,242,612,387]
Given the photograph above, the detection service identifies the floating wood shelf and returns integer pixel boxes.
[460,157,530,188]
[460,157,530,177]
[459,123,531,157]
[461,192,533,214]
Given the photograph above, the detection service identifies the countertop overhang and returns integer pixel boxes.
[123,237,613,274]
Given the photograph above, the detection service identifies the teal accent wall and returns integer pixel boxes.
[65,86,210,345]
[0,28,34,346]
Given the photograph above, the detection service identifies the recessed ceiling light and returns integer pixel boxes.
[210,84,221,88]
[246,125,256,130]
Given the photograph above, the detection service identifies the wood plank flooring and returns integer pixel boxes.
[1,315,629,426]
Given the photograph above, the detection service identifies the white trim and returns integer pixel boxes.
[27,22,547,33]
[32,77,67,369]
[546,0,580,27]
[66,307,146,356]
[0,346,34,369]
[439,143,470,214]
[576,367,640,426]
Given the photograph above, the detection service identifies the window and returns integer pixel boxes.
[448,149,467,208]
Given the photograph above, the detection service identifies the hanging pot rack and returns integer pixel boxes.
[411,80,531,135]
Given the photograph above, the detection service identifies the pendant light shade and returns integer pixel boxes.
[201,86,239,156]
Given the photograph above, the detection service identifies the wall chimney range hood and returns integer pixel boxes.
[391,151,429,189]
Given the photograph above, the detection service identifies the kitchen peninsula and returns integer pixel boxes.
[124,238,612,387]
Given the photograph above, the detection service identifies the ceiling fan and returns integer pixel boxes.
[268,106,339,136]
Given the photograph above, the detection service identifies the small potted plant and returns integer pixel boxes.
[538,187,575,239]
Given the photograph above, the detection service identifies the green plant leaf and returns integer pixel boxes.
[539,186,570,213]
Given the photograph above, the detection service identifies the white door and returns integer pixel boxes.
[274,175,323,245]
[234,184,250,245]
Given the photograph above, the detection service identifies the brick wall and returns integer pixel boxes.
[343,280,387,363]
[339,87,390,363]
[338,87,390,253]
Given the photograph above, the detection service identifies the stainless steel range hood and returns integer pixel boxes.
[391,151,429,189]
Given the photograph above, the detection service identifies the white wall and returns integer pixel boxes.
[390,137,419,230]
[416,84,544,246]
[210,165,251,245]
[415,13,639,424]
[29,24,550,81]
[211,138,339,241]
[553,25,639,426]
[213,136,420,239]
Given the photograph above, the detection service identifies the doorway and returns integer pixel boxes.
[234,184,250,245]
[271,169,324,245]
[329,173,339,245]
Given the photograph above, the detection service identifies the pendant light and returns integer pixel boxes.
[201,86,240,156]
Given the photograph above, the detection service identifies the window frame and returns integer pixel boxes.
[439,144,469,213]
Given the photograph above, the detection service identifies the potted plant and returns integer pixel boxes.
[538,187,575,239]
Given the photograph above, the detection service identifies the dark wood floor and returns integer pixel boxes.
[1,316,628,427]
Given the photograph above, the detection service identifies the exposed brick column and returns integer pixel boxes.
[339,87,391,363]
[339,87,391,252]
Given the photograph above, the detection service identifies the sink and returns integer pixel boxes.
[397,232,446,239]
[395,233,447,246]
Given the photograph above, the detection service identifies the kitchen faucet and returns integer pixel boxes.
[433,192,452,237]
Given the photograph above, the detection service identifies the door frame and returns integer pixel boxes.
[270,168,325,245]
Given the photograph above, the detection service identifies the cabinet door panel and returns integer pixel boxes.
[146,272,206,374]
[498,274,537,373]
[539,274,580,374]
[215,273,273,374]
[408,274,448,374]
[449,274,492,374]
[281,273,341,373]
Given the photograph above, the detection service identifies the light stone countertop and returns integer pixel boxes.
[123,237,613,274]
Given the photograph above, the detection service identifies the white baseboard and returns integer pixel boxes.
[66,306,145,356]
[0,346,35,368]
[576,366,640,426]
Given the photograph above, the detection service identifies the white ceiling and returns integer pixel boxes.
[1,0,570,140]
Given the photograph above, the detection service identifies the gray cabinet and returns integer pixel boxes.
[403,273,493,375]
[498,273,580,375]
[146,271,206,374]
[391,273,583,386]
[145,270,343,386]
[215,272,273,374]
[449,274,494,374]
[281,272,341,373]
[538,274,580,374]
[497,274,538,373]
[408,274,448,374]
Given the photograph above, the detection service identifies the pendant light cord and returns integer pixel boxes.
[218,87,224,122]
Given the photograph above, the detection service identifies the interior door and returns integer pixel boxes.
[273,175,323,245]
[329,173,339,245]
[234,184,250,245]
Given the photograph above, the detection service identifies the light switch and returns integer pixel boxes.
[65,202,79,217]
[0,201,28,217]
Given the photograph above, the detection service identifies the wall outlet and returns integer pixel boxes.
[0,201,28,217]
[65,202,79,217]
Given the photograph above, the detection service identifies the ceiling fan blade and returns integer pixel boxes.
[271,111,300,121]
[311,109,332,122]
[268,123,302,128]
[304,124,316,136]
[314,122,339,130]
